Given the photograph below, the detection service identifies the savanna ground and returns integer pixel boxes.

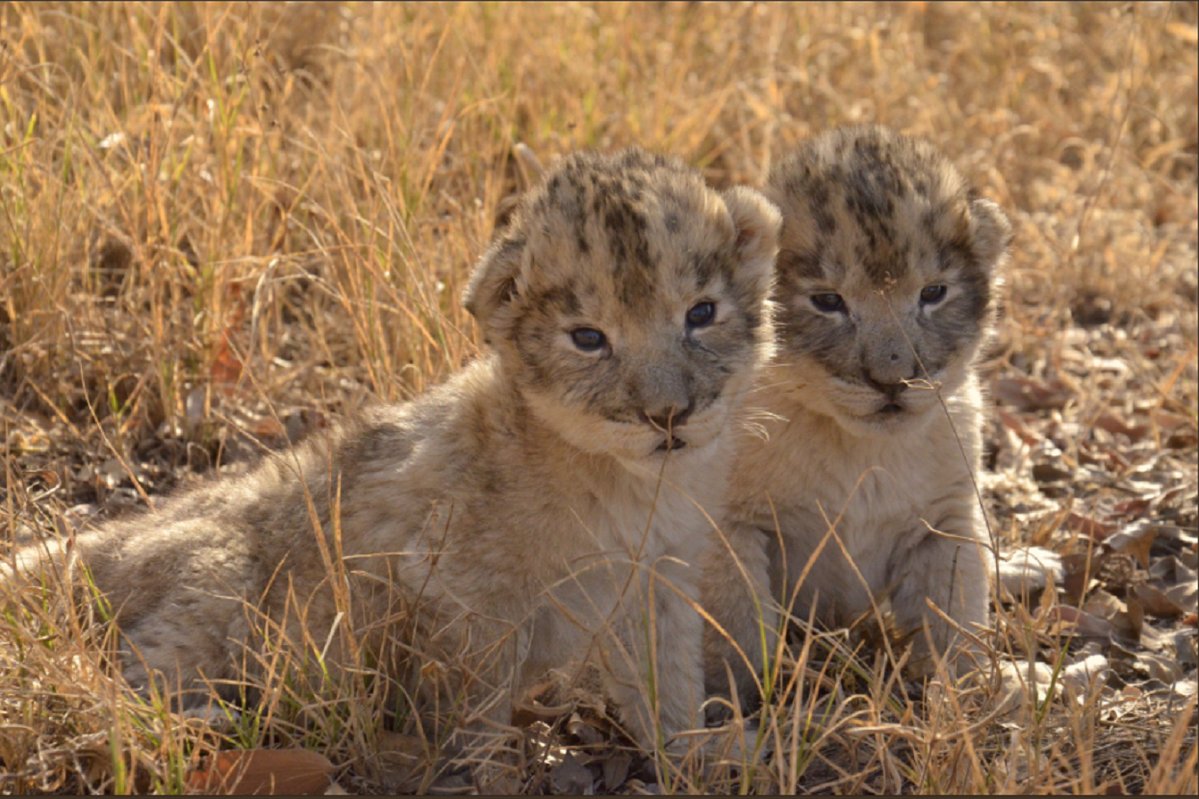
[0,1,1196,794]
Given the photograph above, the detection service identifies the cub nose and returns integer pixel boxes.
[863,371,910,400]
[642,404,693,431]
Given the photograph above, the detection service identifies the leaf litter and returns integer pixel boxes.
[981,294,1198,791]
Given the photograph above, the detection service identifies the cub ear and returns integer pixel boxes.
[462,234,527,344]
[721,185,782,279]
[968,197,1012,271]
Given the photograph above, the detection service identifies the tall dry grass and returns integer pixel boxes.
[1,1,1196,794]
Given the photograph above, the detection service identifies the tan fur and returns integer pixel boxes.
[705,126,1011,704]
[8,149,782,752]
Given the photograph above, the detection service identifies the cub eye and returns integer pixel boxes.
[920,284,948,305]
[811,293,846,313]
[570,327,607,352]
[686,301,716,328]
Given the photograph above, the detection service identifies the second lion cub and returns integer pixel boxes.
[9,149,781,752]
[705,126,1012,705]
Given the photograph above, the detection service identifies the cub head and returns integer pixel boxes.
[465,148,780,465]
[766,126,1011,436]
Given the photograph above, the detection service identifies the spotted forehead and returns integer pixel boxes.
[521,151,736,314]
[773,129,974,287]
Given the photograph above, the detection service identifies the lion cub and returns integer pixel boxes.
[10,149,782,751]
[705,126,1011,702]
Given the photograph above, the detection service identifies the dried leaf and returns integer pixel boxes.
[250,416,288,441]
[211,333,244,385]
[1120,684,1144,702]
[1165,429,1198,449]
[1171,556,1198,583]
[995,659,1057,713]
[602,750,632,792]
[1061,552,1100,605]
[1111,497,1152,518]
[1150,409,1192,431]
[187,749,334,795]
[1124,595,1145,640]
[1133,582,1185,618]
[997,407,1042,445]
[1164,580,1198,612]
[373,730,429,784]
[512,677,575,726]
[1174,631,1198,668]
[1105,522,1157,568]
[27,469,61,500]
[8,428,51,454]
[1082,590,1140,640]
[1050,605,1116,639]
[1060,654,1111,694]
[1135,651,1183,684]
[993,375,1073,411]
[997,546,1062,600]
[1093,412,1148,441]
[566,712,604,746]
[1065,512,1117,541]
[1082,589,1122,620]
[551,753,594,795]
[1032,462,1074,483]
[1171,679,1198,700]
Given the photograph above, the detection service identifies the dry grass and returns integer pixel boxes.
[1,1,1196,794]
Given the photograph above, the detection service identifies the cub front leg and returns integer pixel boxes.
[602,560,706,752]
[700,520,776,716]
[889,504,992,677]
